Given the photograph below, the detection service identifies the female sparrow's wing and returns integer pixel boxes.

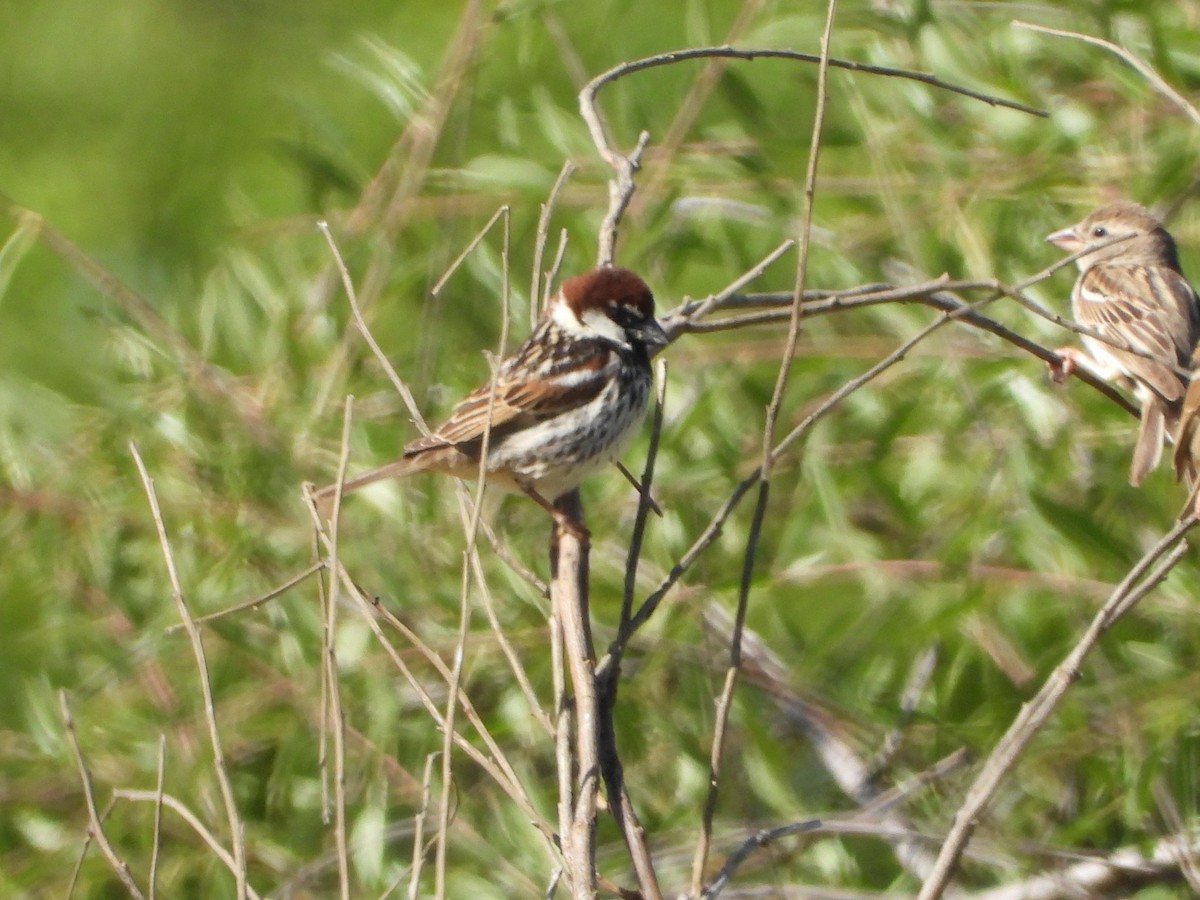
[1073,264,1197,485]
[1072,264,1195,403]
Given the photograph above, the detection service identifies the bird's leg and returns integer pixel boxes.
[520,484,591,544]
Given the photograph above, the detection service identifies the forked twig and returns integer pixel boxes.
[112,790,264,900]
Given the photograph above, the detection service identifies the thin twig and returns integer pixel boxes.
[301,521,561,865]
[1013,20,1200,129]
[318,220,546,596]
[664,280,1139,419]
[917,515,1198,900]
[619,359,669,642]
[692,8,839,886]
[112,790,264,900]
[713,602,956,881]
[579,48,1044,182]
[66,795,114,900]
[130,443,248,899]
[700,818,822,900]
[431,204,510,296]
[149,734,166,900]
[164,561,326,633]
[318,221,428,434]
[633,293,1010,647]
[323,399,354,900]
[408,752,439,900]
[436,207,511,900]
[595,360,670,899]
[591,130,651,267]
[532,162,576,327]
[59,691,146,899]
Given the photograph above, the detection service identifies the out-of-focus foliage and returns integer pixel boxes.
[3,1,1200,897]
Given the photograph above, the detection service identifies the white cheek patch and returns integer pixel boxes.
[550,300,589,335]
[579,307,630,347]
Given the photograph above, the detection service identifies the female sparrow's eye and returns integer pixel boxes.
[1092,226,1108,237]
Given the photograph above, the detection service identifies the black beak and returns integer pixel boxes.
[634,317,669,349]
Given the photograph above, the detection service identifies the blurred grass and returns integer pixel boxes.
[3,0,1200,897]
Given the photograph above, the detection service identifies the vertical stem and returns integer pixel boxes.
[551,490,598,898]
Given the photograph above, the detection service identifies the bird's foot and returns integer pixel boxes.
[1049,347,1084,385]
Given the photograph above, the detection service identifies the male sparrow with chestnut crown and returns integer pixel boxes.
[1047,201,1200,486]
[315,266,668,529]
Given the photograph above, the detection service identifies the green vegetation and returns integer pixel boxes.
[3,1,1200,897]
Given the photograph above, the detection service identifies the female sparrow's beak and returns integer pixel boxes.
[1046,226,1082,252]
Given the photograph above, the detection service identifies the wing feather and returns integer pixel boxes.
[1073,265,1197,402]
[404,339,615,456]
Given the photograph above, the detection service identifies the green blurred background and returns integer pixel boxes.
[4,0,1200,896]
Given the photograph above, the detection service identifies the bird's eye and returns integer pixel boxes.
[609,304,636,326]
[1092,226,1108,237]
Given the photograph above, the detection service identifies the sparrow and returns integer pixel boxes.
[314,266,668,533]
[1046,201,1200,486]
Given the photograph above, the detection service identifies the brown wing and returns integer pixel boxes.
[404,336,615,457]
[1074,265,1198,402]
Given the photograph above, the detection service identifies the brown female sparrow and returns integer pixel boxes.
[1047,201,1200,485]
[314,266,667,532]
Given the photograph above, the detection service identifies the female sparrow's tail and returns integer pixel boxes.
[1130,397,1168,487]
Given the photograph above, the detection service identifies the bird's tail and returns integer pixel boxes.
[310,455,433,521]
[1130,396,1168,487]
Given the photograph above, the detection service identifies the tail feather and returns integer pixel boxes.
[311,455,434,520]
[1130,397,1167,486]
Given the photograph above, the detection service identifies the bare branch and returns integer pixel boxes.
[917,516,1198,900]
[552,491,601,898]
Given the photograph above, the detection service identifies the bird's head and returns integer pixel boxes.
[1046,201,1180,271]
[553,266,668,353]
